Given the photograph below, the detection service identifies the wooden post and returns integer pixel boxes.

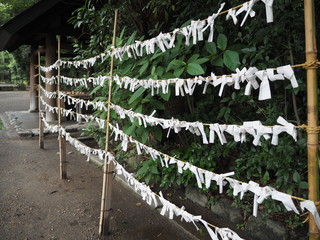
[29,45,38,112]
[304,1,319,239]
[38,51,44,149]
[99,9,118,238]
[57,36,67,180]
[45,34,57,122]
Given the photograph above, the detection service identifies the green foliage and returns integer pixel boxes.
[136,159,160,185]
[81,123,106,149]
[0,1,39,84]
[71,0,315,226]
[0,0,39,25]
[284,215,304,230]
[234,137,307,196]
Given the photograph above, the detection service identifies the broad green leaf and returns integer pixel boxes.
[205,41,217,55]
[150,51,163,60]
[100,111,107,120]
[211,57,223,67]
[293,171,300,183]
[217,34,227,50]
[223,50,240,71]
[241,47,256,53]
[162,72,176,79]
[160,88,171,101]
[139,62,149,76]
[150,166,158,174]
[119,27,125,40]
[217,107,227,119]
[286,188,293,195]
[299,181,308,189]
[167,59,185,71]
[187,54,200,63]
[120,62,133,75]
[135,105,143,113]
[193,57,209,65]
[154,127,163,141]
[145,174,152,184]
[150,100,165,110]
[128,87,146,104]
[141,129,149,143]
[156,66,164,76]
[90,85,102,95]
[221,97,230,103]
[127,31,137,45]
[151,65,156,76]
[124,124,136,135]
[174,67,185,78]
[136,163,148,176]
[186,63,204,75]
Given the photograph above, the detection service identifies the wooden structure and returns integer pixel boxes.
[304,0,319,239]
[0,0,83,121]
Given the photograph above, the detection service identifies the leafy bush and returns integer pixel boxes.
[70,0,316,225]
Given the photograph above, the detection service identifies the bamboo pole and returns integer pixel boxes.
[99,9,118,238]
[57,36,67,179]
[38,51,44,149]
[304,1,319,239]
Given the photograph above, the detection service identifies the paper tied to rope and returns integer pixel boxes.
[209,123,227,144]
[226,178,249,200]
[158,191,236,240]
[242,121,272,146]
[232,68,245,90]
[244,67,259,96]
[256,70,271,100]
[256,68,286,100]
[190,20,206,44]
[108,121,232,196]
[40,60,59,72]
[271,190,299,214]
[271,116,297,145]
[261,0,274,23]
[246,180,261,217]
[277,65,299,89]
[41,75,57,85]
[159,191,176,219]
[114,164,158,207]
[201,3,225,42]
[218,75,233,96]
[300,200,320,230]
[236,0,257,27]
[226,8,238,25]
[212,172,235,193]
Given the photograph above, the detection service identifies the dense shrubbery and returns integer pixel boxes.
[70,0,319,223]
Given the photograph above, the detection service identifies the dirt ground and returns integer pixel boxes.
[0,91,200,240]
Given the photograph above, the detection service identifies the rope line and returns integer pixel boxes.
[39,97,311,204]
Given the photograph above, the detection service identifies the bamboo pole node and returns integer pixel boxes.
[303,60,319,69]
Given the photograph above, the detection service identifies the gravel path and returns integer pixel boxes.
[0,91,198,240]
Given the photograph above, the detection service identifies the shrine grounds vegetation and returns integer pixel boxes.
[70,0,320,229]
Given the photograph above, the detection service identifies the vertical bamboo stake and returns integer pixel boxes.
[304,1,319,239]
[57,36,67,179]
[99,9,118,238]
[38,50,44,149]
